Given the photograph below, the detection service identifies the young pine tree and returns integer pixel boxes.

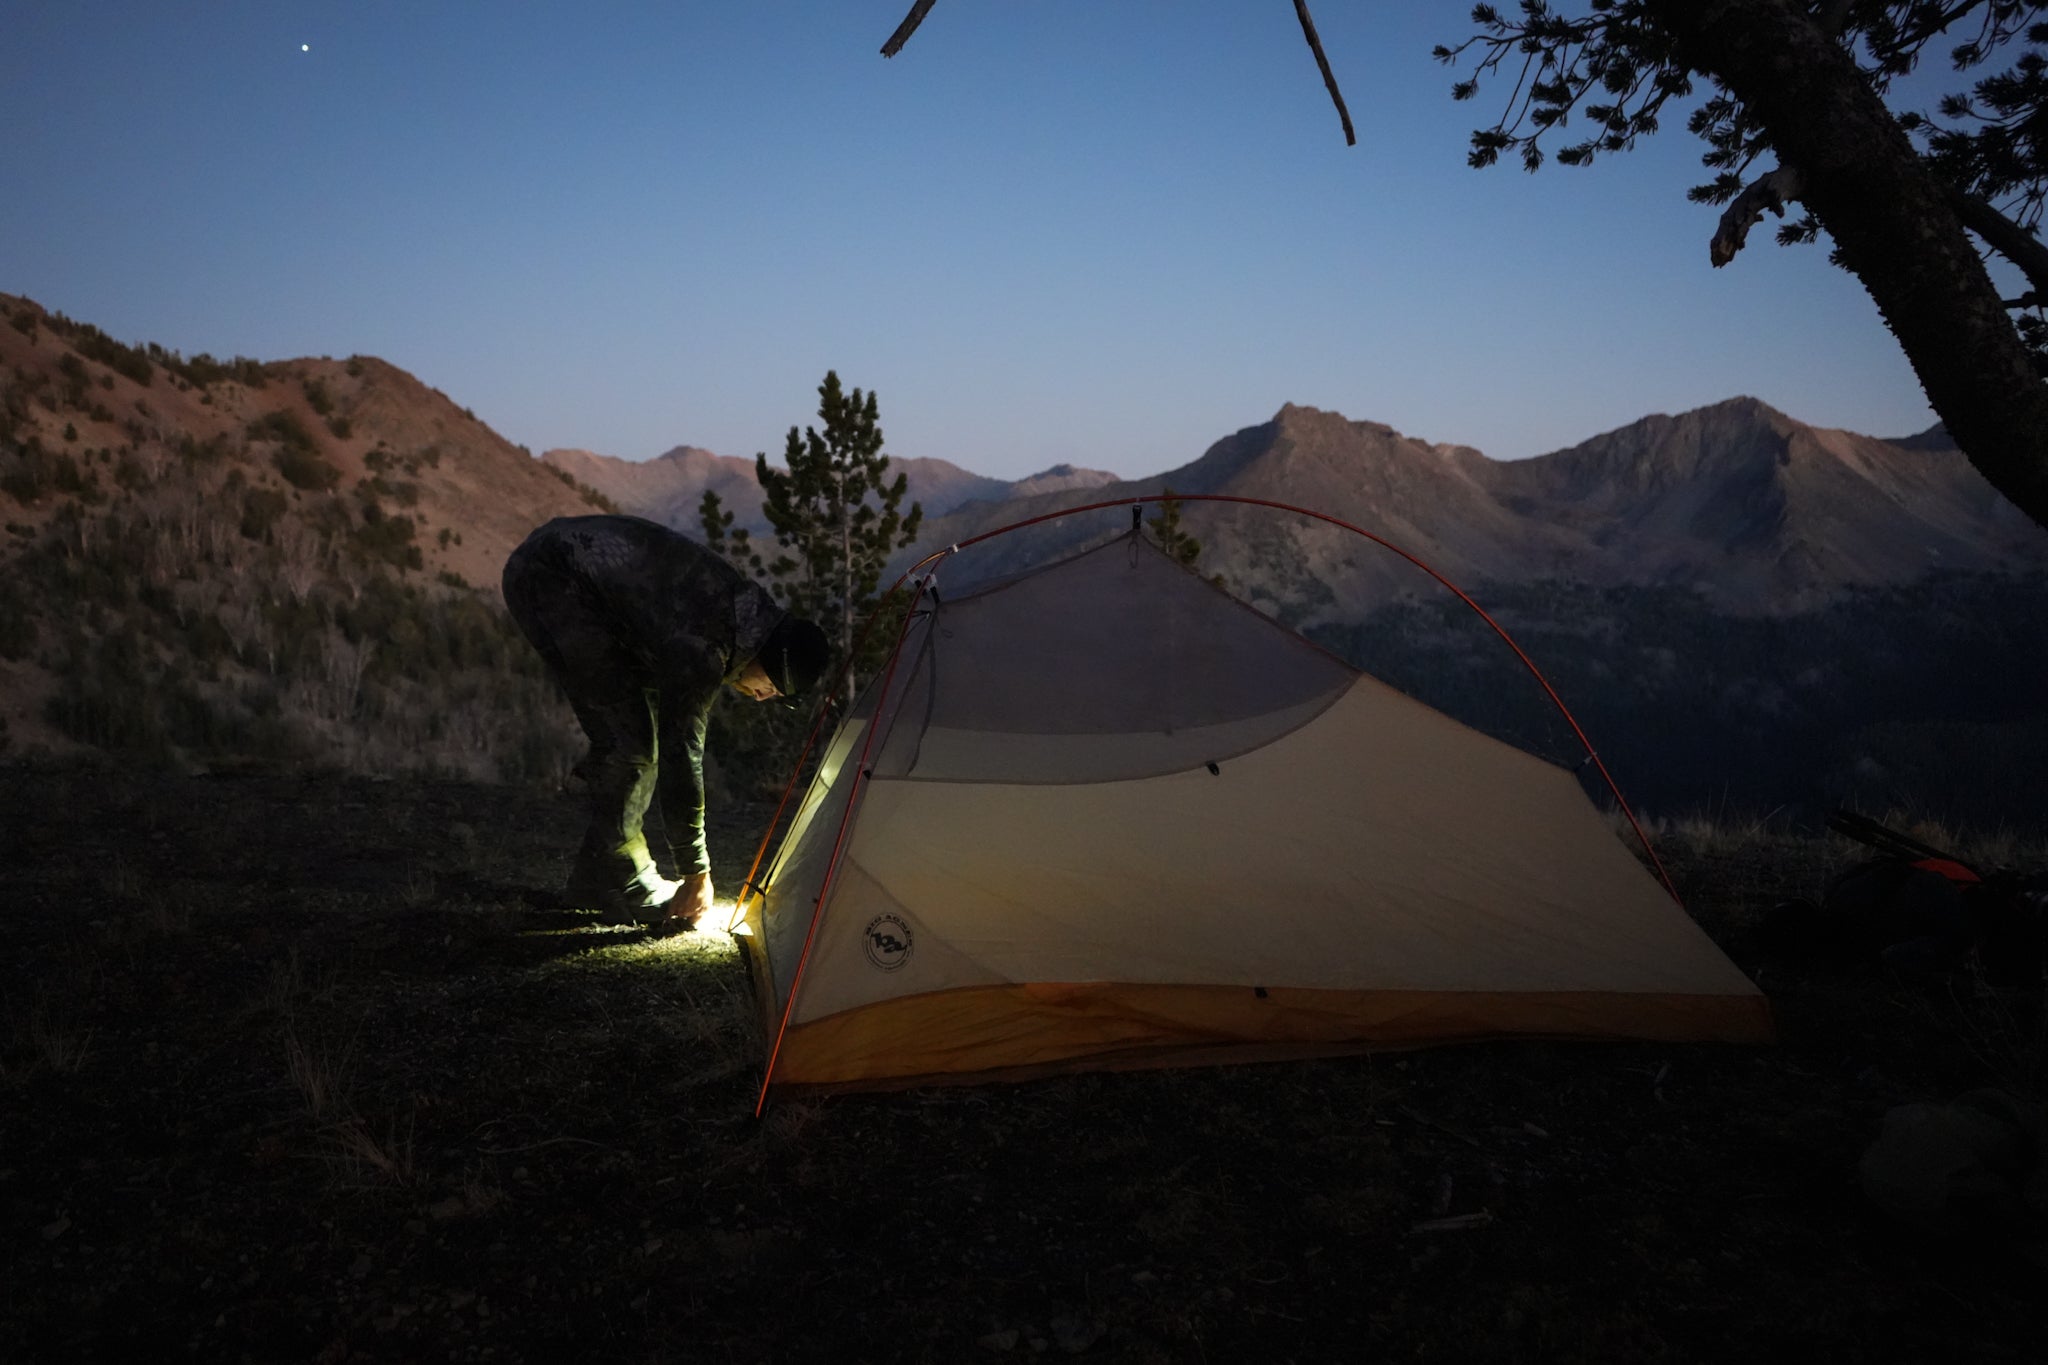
[749,370,922,696]
[1146,488,1231,590]
[1145,487,1203,571]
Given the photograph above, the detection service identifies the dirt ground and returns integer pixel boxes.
[1,762,2042,1364]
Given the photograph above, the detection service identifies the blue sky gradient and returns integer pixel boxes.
[4,3,1939,478]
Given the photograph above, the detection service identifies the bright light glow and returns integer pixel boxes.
[713,897,744,935]
[300,43,309,52]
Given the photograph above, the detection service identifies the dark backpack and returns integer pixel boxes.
[1762,812,2044,984]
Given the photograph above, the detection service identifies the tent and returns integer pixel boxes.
[733,521,1771,1099]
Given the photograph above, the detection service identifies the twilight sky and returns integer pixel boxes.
[4,3,1940,480]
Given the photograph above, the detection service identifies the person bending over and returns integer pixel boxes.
[503,514,829,931]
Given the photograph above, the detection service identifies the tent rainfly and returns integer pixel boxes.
[733,520,1771,1100]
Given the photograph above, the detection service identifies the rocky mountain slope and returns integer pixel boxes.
[896,399,2048,623]
[0,291,607,772]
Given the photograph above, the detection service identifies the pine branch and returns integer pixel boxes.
[1948,184,2048,305]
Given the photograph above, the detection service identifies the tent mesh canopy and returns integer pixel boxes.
[743,530,1769,1094]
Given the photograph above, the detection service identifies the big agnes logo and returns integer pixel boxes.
[863,914,913,971]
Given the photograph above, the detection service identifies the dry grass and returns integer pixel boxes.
[26,993,94,1075]
[2,766,2042,1364]
[1910,969,2048,1095]
[283,1019,354,1121]
[326,1110,420,1189]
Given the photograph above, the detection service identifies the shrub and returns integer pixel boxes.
[241,487,289,540]
[0,592,36,660]
[69,323,154,386]
[179,432,226,464]
[58,353,90,408]
[351,501,423,572]
[247,409,316,452]
[0,442,84,504]
[364,475,419,507]
[542,461,619,512]
[275,447,340,492]
[302,377,334,416]
[45,631,168,757]
[173,352,268,389]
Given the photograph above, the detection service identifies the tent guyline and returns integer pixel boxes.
[731,494,1747,1110]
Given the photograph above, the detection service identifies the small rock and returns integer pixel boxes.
[41,1216,70,1241]
[1050,1314,1105,1353]
[978,1328,1020,1351]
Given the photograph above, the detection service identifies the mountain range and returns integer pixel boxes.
[548,398,2048,621]
[2,289,2044,819]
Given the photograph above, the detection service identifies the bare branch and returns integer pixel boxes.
[1292,0,1355,146]
[1710,165,1806,267]
[880,0,939,59]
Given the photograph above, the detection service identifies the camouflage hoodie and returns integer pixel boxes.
[505,515,784,875]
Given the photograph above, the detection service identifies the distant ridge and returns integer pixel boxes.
[542,445,1119,538]
[896,397,2048,620]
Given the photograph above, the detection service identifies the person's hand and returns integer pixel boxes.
[728,658,781,702]
[661,871,715,934]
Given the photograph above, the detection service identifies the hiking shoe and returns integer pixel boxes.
[563,866,679,927]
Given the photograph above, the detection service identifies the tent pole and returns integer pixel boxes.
[731,555,952,934]
[745,494,1687,1106]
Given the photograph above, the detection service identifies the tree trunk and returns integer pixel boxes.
[1658,0,2048,532]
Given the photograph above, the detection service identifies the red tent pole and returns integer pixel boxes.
[731,560,950,933]
[743,494,1684,1109]
[752,562,947,1115]
[852,495,1683,904]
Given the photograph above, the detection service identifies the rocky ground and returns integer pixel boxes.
[1,761,2042,1363]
